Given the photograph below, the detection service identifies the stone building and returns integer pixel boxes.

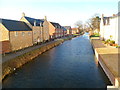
[43,20,64,39]
[71,28,79,34]
[50,22,64,39]
[0,19,33,53]
[62,26,67,36]
[63,26,72,35]
[20,13,49,43]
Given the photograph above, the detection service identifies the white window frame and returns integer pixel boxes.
[15,31,18,36]
[22,32,25,36]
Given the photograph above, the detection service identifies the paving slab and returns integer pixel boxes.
[91,38,120,86]
[91,39,106,48]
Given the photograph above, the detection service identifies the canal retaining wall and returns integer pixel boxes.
[2,37,73,80]
[90,37,120,89]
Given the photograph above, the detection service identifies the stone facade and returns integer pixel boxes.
[20,14,50,42]
[33,26,43,44]
[43,20,50,41]
[0,23,9,41]
[9,31,33,51]
[1,19,33,53]
[20,16,32,29]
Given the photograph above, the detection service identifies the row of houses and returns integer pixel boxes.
[100,13,120,45]
[0,13,79,54]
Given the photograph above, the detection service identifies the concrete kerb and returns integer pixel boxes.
[90,37,120,89]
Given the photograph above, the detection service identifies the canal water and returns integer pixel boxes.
[2,33,111,88]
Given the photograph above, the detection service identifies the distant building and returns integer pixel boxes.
[43,20,64,39]
[50,22,63,38]
[63,26,72,35]
[62,26,67,36]
[100,14,120,45]
[71,28,79,34]
[0,19,33,53]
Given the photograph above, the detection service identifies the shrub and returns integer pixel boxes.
[116,45,120,48]
[109,40,115,44]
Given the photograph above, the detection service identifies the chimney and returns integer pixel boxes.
[102,14,104,18]
[22,12,25,17]
[44,16,47,20]
[34,20,36,26]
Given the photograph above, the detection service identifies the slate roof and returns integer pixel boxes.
[50,22,62,28]
[24,16,44,26]
[1,19,32,31]
[71,28,78,30]
[62,26,67,31]
[63,26,71,30]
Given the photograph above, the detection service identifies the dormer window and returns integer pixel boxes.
[40,22,42,27]
[34,20,36,26]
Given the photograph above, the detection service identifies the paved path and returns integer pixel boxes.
[2,41,55,63]
[2,36,72,63]
[91,37,120,86]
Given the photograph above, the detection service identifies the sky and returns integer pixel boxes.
[0,0,119,27]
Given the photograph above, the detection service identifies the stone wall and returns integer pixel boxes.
[0,23,9,42]
[43,20,50,41]
[10,31,33,51]
[2,39,64,80]
[33,26,43,44]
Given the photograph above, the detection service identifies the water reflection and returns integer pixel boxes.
[2,34,111,88]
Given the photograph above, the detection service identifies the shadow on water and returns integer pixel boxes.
[2,33,111,88]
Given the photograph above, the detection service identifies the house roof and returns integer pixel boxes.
[1,19,32,31]
[50,22,62,28]
[63,26,71,30]
[62,26,67,31]
[71,28,78,30]
[24,16,44,26]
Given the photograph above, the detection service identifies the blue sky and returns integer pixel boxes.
[0,0,119,27]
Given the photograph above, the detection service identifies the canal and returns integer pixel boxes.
[2,34,111,88]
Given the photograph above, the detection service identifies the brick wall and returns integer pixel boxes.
[0,40,11,54]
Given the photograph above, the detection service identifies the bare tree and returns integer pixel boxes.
[74,20,84,33]
[85,14,100,32]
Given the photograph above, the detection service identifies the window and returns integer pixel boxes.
[34,32,36,35]
[15,32,18,36]
[22,32,25,36]
[28,32,31,35]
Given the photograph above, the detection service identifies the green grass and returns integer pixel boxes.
[90,33,100,37]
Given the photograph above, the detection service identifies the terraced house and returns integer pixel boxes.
[63,26,72,36]
[50,22,64,39]
[20,13,49,43]
[42,20,64,39]
[0,19,33,54]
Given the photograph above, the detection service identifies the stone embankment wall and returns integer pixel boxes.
[2,38,69,80]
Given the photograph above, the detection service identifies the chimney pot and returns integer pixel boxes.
[22,12,25,17]
[44,16,47,20]
[34,20,36,26]
[102,14,104,17]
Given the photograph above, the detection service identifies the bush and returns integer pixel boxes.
[109,40,115,44]
[116,45,120,48]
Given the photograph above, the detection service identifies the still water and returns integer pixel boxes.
[2,34,111,88]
